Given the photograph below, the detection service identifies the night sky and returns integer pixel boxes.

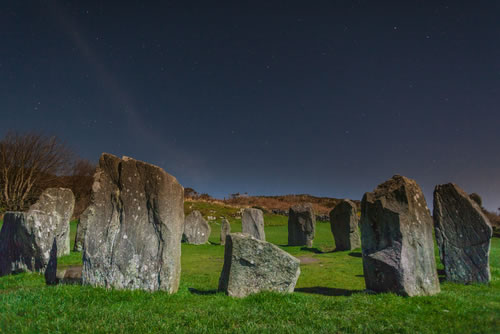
[1,1,499,210]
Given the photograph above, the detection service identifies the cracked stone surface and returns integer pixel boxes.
[360,175,440,296]
[288,203,316,247]
[183,210,210,245]
[329,199,361,251]
[241,208,265,241]
[433,183,492,284]
[218,233,300,297]
[82,153,184,292]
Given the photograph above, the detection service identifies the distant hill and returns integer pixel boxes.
[185,192,360,216]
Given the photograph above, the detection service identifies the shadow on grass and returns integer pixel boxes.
[300,247,323,254]
[188,288,218,295]
[295,286,363,297]
[437,269,447,283]
[348,252,362,258]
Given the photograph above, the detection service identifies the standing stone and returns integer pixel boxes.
[82,153,184,292]
[31,188,75,257]
[0,187,74,283]
[73,212,87,252]
[220,218,231,245]
[329,199,361,251]
[433,183,492,283]
[218,233,300,298]
[0,212,57,284]
[241,208,266,241]
[183,210,211,245]
[288,203,316,247]
[360,175,440,296]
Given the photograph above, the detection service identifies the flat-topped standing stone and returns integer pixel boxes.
[433,183,492,283]
[82,153,184,292]
[30,188,75,257]
[241,208,265,241]
[218,233,300,297]
[360,175,440,296]
[220,218,231,245]
[329,199,361,251]
[183,210,211,245]
[288,203,316,247]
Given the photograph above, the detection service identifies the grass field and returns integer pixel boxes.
[0,210,499,333]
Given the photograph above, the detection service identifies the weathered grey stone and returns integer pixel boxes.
[330,199,361,251]
[433,183,492,284]
[0,187,74,283]
[183,210,210,245]
[0,213,57,284]
[360,175,440,296]
[32,188,75,257]
[82,153,184,292]
[218,233,300,297]
[288,203,316,247]
[241,208,265,241]
[220,218,231,245]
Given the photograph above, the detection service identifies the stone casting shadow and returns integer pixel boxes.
[299,247,323,254]
[295,286,363,297]
[437,269,447,283]
[348,252,362,258]
[188,288,218,295]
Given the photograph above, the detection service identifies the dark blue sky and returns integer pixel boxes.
[1,1,499,210]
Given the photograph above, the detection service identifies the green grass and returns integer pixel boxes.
[1,211,499,333]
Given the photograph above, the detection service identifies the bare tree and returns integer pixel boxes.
[0,131,74,211]
[65,159,96,217]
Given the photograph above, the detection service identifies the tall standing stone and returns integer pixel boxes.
[360,175,440,296]
[433,183,492,283]
[0,187,74,283]
[218,233,300,298]
[329,199,361,251]
[241,208,266,241]
[183,210,211,245]
[288,203,316,247]
[220,218,231,245]
[82,153,184,292]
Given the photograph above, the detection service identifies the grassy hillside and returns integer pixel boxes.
[189,194,354,216]
[0,202,499,333]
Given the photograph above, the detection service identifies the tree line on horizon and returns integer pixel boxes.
[0,130,499,235]
[0,131,95,217]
